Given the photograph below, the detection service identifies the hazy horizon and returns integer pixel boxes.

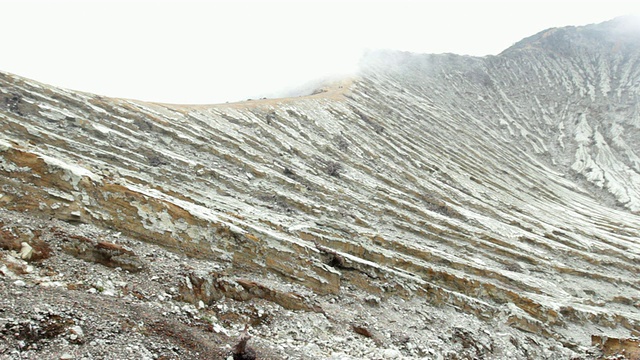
[2,0,639,104]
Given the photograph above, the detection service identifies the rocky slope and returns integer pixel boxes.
[1,16,640,359]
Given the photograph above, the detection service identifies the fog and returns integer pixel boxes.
[1,0,639,104]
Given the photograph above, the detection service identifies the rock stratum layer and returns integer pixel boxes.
[1,17,640,359]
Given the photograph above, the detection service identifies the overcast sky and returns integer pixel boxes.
[1,0,639,104]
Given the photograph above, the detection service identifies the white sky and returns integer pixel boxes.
[1,0,639,104]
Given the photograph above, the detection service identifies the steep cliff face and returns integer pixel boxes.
[1,17,640,359]
[362,16,640,212]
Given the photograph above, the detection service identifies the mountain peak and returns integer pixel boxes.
[502,15,640,55]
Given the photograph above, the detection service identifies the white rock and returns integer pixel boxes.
[383,348,402,359]
[364,295,381,306]
[70,326,84,337]
[198,300,205,309]
[0,265,12,277]
[60,353,74,359]
[13,280,26,287]
[40,281,65,288]
[19,242,33,260]
[182,305,196,313]
[212,323,228,335]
